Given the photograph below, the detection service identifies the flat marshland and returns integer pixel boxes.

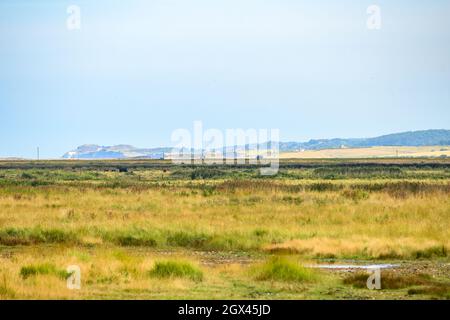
[0,159,449,299]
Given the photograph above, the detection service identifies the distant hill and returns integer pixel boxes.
[277,129,450,151]
[62,129,450,159]
[359,130,450,147]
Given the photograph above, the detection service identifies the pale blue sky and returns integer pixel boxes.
[1,0,449,158]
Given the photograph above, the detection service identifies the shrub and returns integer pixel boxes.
[149,261,203,281]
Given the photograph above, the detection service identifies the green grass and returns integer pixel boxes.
[148,260,203,282]
[105,229,158,247]
[0,227,78,246]
[20,263,71,280]
[253,257,318,283]
[166,231,212,249]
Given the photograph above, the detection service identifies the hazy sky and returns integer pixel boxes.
[1,0,449,158]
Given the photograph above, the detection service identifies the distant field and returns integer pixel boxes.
[0,159,449,299]
[281,146,450,159]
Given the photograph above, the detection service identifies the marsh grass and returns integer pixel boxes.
[20,263,71,280]
[341,189,370,202]
[253,257,318,283]
[413,245,447,259]
[114,235,157,247]
[104,229,158,247]
[0,228,78,246]
[407,284,450,299]
[149,260,203,282]
[343,271,427,289]
[0,275,16,299]
[166,231,212,248]
[343,271,450,298]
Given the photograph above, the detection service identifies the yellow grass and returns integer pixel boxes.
[0,180,448,258]
[281,146,450,159]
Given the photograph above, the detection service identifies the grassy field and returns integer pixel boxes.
[281,145,450,158]
[0,159,449,299]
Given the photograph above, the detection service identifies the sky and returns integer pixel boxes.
[0,0,449,158]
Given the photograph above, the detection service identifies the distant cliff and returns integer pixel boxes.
[62,129,450,159]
